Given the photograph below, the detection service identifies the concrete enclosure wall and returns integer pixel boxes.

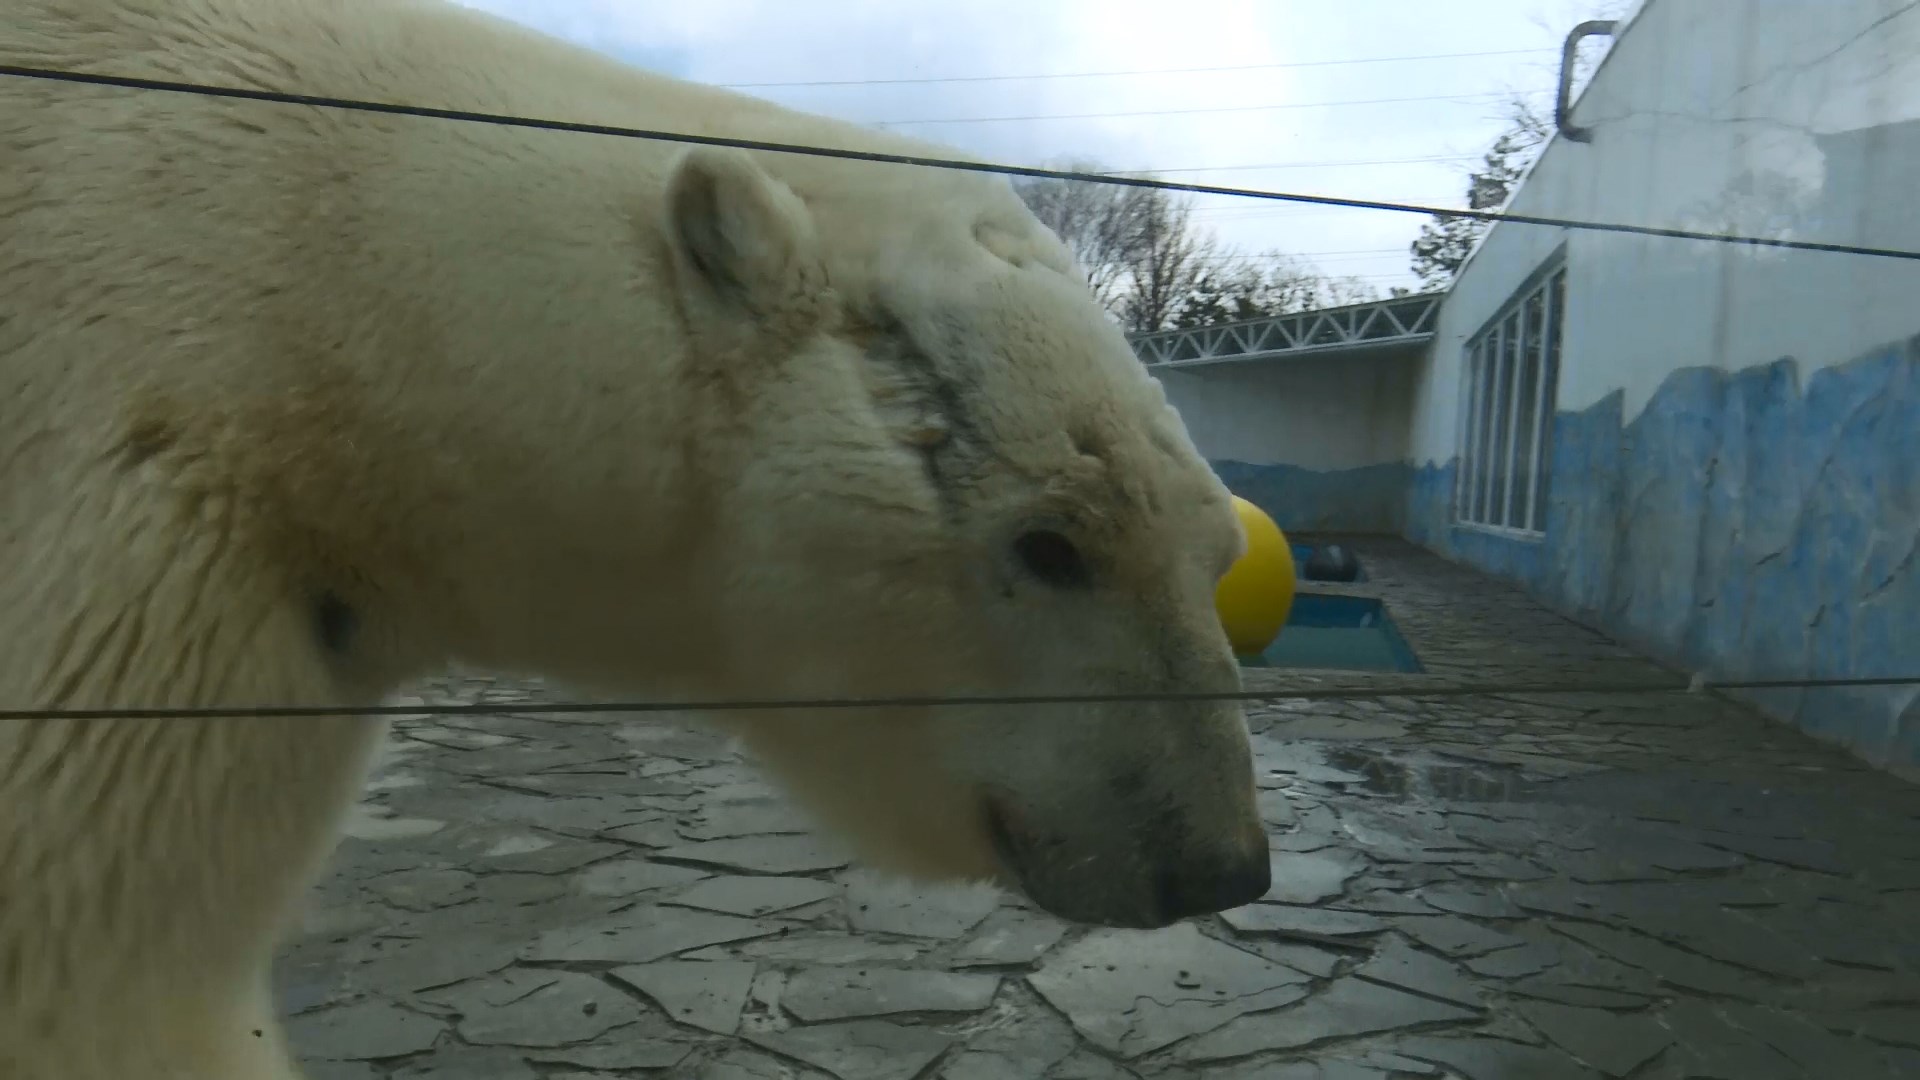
[1159,352,1418,533]
[1404,0,1920,774]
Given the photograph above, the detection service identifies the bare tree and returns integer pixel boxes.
[1169,252,1380,330]
[1118,187,1217,333]
[1016,159,1380,335]
[1013,162,1218,333]
[1226,252,1379,319]
[1010,162,1155,315]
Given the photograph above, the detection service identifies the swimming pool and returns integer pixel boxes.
[1242,592,1423,673]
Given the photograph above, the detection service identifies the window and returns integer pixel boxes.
[1455,262,1564,535]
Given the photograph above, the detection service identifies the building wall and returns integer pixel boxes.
[1159,352,1418,533]
[1404,0,1920,774]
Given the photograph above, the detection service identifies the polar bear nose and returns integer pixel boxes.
[1152,850,1271,922]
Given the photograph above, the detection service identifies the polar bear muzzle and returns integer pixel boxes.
[980,759,1272,929]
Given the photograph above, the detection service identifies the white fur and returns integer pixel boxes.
[0,1,1267,1076]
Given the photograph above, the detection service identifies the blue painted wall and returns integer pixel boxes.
[1210,460,1409,535]
[1408,334,1920,772]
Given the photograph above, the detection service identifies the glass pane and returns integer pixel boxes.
[1485,314,1515,528]
[1464,354,1479,523]
[1476,323,1506,524]
[1459,341,1483,519]
[1498,308,1525,528]
[1532,268,1567,532]
[1513,285,1546,531]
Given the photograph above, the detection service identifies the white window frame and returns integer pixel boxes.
[1453,255,1565,538]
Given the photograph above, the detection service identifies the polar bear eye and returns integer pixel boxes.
[1012,529,1090,589]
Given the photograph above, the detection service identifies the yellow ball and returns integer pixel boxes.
[1215,495,1297,656]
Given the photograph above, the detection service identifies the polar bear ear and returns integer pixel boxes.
[664,145,820,318]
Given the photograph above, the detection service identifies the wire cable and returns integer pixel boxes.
[870,92,1506,127]
[4,674,1915,722]
[716,48,1562,89]
[4,64,1914,264]
[1126,155,1478,174]
[948,155,1480,178]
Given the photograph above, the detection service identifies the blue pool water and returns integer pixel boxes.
[1242,593,1423,673]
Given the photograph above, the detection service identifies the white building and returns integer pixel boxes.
[1141,0,1920,776]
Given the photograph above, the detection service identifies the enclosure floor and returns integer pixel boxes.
[279,538,1920,1079]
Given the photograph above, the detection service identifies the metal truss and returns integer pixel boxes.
[1127,292,1444,369]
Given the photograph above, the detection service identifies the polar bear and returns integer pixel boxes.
[0,0,1271,1076]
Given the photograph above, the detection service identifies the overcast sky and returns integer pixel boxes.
[453,0,1626,294]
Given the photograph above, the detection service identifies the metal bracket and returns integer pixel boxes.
[1556,19,1619,143]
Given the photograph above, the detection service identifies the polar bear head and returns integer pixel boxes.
[597,145,1268,928]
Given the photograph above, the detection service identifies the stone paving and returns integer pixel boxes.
[276,538,1920,1079]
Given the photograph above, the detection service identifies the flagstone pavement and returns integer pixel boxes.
[277,539,1920,1080]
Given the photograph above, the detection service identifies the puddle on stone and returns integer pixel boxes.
[483,833,554,856]
[340,802,446,840]
[364,771,425,793]
[1321,747,1536,804]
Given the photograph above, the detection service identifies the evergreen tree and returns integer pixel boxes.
[1410,100,1550,289]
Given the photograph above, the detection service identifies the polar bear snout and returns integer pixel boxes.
[980,749,1271,929]
[1152,847,1273,924]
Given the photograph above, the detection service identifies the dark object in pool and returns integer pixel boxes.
[1303,544,1361,582]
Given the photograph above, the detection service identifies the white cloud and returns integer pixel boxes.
[453,0,1620,292]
